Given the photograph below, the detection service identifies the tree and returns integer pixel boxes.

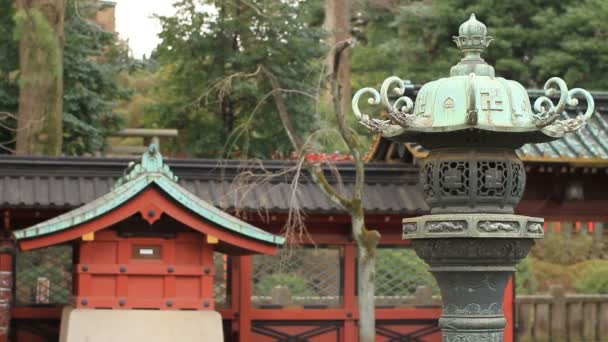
[325,0,351,115]
[351,0,608,90]
[152,0,324,158]
[260,41,380,341]
[62,0,129,155]
[0,0,19,153]
[0,0,130,155]
[14,0,65,155]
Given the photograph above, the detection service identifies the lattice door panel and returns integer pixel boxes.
[214,252,230,307]
[374,248,440,307]
[252,246,342,308]
[376,320,441,342]
[15,245,73,306]
[252,321,342,342]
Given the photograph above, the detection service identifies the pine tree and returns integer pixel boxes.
[351,0,608,90]
[151,0,324,158]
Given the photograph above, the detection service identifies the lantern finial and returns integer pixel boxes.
[451,13,494,76]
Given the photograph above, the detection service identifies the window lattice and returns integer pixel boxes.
[15,245,73,306]
[252,246,341,308]
[374,248,439,307]
[438,161,469,197]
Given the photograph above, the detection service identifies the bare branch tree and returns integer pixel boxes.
[258,39,381,341]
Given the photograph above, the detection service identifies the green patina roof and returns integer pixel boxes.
[13,144,285,246]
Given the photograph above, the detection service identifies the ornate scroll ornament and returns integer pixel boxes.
[352,76,417,132]
[478,221,519,232]
[444,332,503,342]
[403,223,417,234]
[531,77,595,133]
[527,222,544,234]
[427,221,466,232]
[444,302,502,316]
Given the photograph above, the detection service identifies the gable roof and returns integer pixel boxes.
[13,145,285,252]
[368,89,608,167]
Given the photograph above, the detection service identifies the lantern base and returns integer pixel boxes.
[412,238,535,342]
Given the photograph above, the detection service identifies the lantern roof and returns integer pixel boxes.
[13,144,285,253]
[352,14,595,149]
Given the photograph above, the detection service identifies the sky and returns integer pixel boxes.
[114,0,177,58]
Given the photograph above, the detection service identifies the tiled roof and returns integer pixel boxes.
[12,146,286,247]
[0,156,427,214]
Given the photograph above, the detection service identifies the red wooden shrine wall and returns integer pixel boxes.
[7,215,515,342]
[76,230,215,310]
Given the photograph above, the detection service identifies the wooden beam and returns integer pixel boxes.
[110,128,178,138]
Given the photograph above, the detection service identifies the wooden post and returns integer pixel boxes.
[563,221,574,237]
[580,222,589,235]
[568,301,583,341]
[549,285,567,341]
[599,301,608,339]
[583,302,598,341]
[534,302,550,340]
[516,301,534,341]
[595,222,603,241]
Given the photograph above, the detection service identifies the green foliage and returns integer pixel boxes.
[526,256,608,292]
[530,233,593,265]
[0,0,18,151]
[515,257,537,295]
[62,1,130,155]
[375,248,439,296]
[254,272,315,297]
[0,0,130,155]
[151,0,325,158]
[351,0,608,90]
[575,262,608,294]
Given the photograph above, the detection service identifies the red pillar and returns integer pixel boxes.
[0,249,12,342]
[236,256,252,342]
[503,276,514,342]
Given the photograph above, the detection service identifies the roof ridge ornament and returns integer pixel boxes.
[114,143,178,189]
[351,14,595,148]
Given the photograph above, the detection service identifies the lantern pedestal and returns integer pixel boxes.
[411,238,533,341]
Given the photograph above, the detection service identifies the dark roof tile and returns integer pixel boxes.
[0,157,424,214]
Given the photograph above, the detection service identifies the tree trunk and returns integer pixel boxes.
[221,98,235,142]
[353,214,378,342]
[325,0,352,115]
[15,0,65,156]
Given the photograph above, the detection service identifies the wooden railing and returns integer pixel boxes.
[516,285,608,341]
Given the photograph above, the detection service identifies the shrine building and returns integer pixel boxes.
[0,89,606,341]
